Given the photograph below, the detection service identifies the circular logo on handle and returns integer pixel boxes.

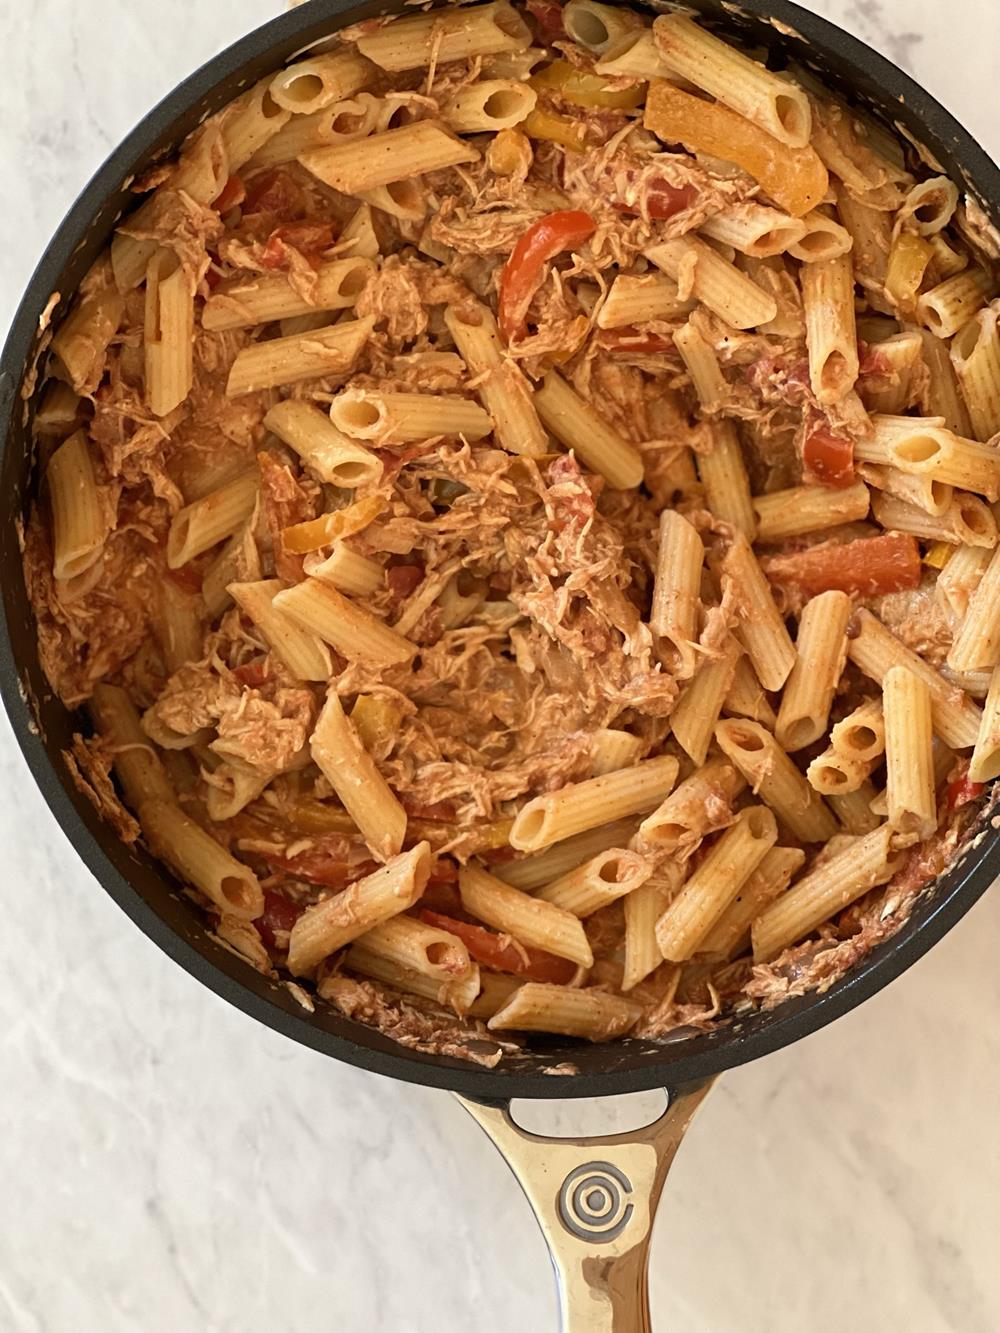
[557,1162,634,1242]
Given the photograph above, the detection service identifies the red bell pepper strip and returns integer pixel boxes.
[498,210,596,341]
[420,910,579,984]
[763,533,921,599]
[803,419,855,488]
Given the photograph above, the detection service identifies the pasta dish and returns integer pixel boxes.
[23,0,1000,1066]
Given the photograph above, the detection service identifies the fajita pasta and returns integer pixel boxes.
[23,1,997,1064]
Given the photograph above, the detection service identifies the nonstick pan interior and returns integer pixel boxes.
[2,0,999,1100]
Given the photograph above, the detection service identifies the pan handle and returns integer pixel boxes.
[457,1079,715,1332]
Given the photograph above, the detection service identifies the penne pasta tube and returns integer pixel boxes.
[775,591,851,751]
[459,863,593,967]
[737,254,805,339]
[144,251,194,418]
[287,843,431,975]
[310,691,407,862]
[264,399,382,488]
[443,304,548,458]
[901,176,959,236]
[151,579,204,676]
[221,77,292,171]
[856,462,952,516]
[836,191,891,293]
[919,328,974,436]
[308,543,383,597]
[487,982,641,1041]
[202,523,261,620]
[857,330,923,416]
[655,806,778,961]
[166,470,258,569]
[857,416,1000,501]
[831,698,886,764]
[883,666,937,842]
[828,781,882,835]
[357,915,472,981]
[226,317,373,396]
[589,729,645,778]
[948,544,1000,673]
[634,758,745,854]
[510,757,680,852]
[536,848,652,918]
[202,258,375,332]
[622,867,684,991]
[721,533,795,691]
[950,307,1000,442]
[700,203,806,258]
[595,30,674,80]
[698,845,805,960]
[848,608,982,748]
[466,970,523,1021]
[596,273,694,328]
[697,419,756,538]
[274,579,416,667]
[228,580,332,682]
[787,209,853,264]
[670,635,741,765]
[46,430,106,582]
[356,1,531,70]
[870,489,997,549]
[563,0,644,52]
[801,252,859,405]
[330,388,493,443]
[644,78,827,217]
[969,666,1000,783]
[935,543,991,625]
[927,232,968,281]
[498,818,640,891]
[715,718,838,842]
[917,268,992,339]
[806,748,874,796]
[533,369,644,489]
[90,683,175,810]
[442,80,537,133]
[652,15,811,147]
[645,236,778,330]
[673,320,728,412]
[752,825,897,962]
[343,945,480,1016]
[754,480,870,544]
[269,48,376,115]
[649,509,704,679]
[299,120,478,194]
[51,286,124,393]
[139,799,264,921]
[723,653,776,726]
[250,95,382,169]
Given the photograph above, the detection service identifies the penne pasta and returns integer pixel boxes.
[226,317,374,396]
[669,635,741,765]
[649,509,704,679]
[917,268,992,339]
[801,252,859,405]
[510,757,679,852]
[775,591,852,751]
[300,120,479,193]
[721,533,795,691]
[950,307,1000,442]
[498,818,640,892]
[536,847,652,918]
[947,544,1000,673]
[202,258,374,332]
[264,399,382,488]
[488,983,641,1040]
[330,388,493,443]
[754,480,870,544]
[139,799,264,922]
[715,718,838,842]
[883,666,937,843]
[355,1,532,70]
[274,579,416,668]
[46,430,106,582]
[459,863,593,967]
[166,471,259,570]
[444,303,548,458]
[969,666,1000,783]
[698,846,806,961]
[697,419,756,538]
[533,369,644,489]
[269,48,376,115]
[288,844,431,974]
[596,273,694,328]
[228,580,332,682]
[645,235,778,330]
[870,489,997,549]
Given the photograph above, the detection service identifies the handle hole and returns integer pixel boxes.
[509,1090,670,1138]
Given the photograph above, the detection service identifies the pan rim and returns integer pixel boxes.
[2,0,999,1100]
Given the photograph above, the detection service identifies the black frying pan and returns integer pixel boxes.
[2,2,998,1326]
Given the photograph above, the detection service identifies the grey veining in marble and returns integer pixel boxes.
[3,3,1000,1330]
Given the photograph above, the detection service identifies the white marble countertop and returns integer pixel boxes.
[3,3,1000,1330]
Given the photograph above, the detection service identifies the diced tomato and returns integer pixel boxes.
[242,168,307,218]
[420,910,579,984]
[385,563,425,600]
[499,210,596,342]
[764,533,922,599]
[214,174,246,214]
[598,326,674,355]
[613,178,697,222]
[947,774,985,812]
[204,267,222,292]
[261,222,337,270]
[257,890,305,953]
[803,417,855,488]
[525,0,565,42]
[166,564,203,594]
[264,834,375,888]
[232,656,271,690]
